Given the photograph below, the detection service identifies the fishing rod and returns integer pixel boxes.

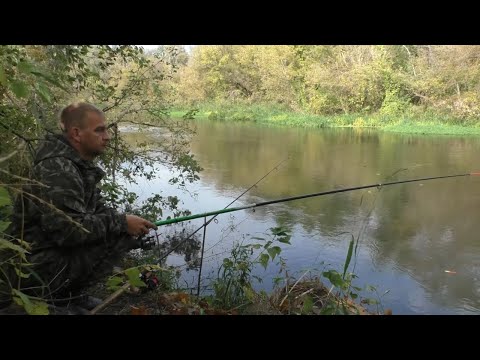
[155,172,480,227]
[155,156,290,262]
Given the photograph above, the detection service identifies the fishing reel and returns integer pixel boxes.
[136,234,156,250]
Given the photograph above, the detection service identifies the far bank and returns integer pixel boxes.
[171,104,480,136]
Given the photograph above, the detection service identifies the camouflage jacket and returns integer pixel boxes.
[9,134,128,252]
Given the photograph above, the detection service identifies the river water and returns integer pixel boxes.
[124,120,480,315]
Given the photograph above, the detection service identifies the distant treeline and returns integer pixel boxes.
[167,45,480,124]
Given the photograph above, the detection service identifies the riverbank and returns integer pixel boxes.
[0,269,379,315]
[87,277,377,315]
[171,105,480,136]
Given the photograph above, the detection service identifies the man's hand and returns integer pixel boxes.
[126,215,157,237]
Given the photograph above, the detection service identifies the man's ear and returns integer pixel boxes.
[71,127,81,142]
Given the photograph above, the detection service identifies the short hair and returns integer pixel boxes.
[59,102,104,131]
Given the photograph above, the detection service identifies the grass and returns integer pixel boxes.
[171,103,480,136]
[86,277,376,315]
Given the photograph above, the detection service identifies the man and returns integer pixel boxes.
[6,102,156,313]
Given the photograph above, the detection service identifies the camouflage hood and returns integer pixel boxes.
[34,134,105,181]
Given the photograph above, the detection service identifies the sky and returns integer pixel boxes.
[138,45,195,53]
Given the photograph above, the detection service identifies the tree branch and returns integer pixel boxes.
[102,57,165,113]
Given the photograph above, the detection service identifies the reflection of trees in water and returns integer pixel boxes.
[370,181,480,311]
[157,227,202,270]
[189,123,480,312]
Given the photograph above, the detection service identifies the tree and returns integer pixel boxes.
[0,45,203,312]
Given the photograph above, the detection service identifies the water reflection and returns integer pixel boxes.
[124,121,480,314]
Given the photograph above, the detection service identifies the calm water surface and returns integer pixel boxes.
[125,120,480,315]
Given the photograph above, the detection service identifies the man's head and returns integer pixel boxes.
[60,102,111,160]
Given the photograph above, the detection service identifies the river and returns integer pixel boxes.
[124,120,480,315]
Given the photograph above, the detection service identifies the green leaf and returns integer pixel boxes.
[17,61,34,74]
[0,238,28,255]
[342,235,354,279]
[30,70,68,92]
[273,277,283,285]
[236,261,248,272]
[106,276,123,288]
[243,285,255,301]
[143,264,161,272]
[301,295,313,314]
[223,258,234,268]
[125,267,140,278]
[259,253,269,270]
[128,276,146,288]
[35,82,52,103]
[0,186,10,206]
[267,246,281,260]
[9,80,30,98]
[278,235,291,244]
[12,296,23,307]
[12,289,33,314]
[14,267,31,278]
[250,237,265,241]
[125,267,146,288]
[271,227,287,236]
[29,300,49,315]
[0,221,11,232]
[0,64,6,86]
[12,289,49,315]
[322,270,344,288]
